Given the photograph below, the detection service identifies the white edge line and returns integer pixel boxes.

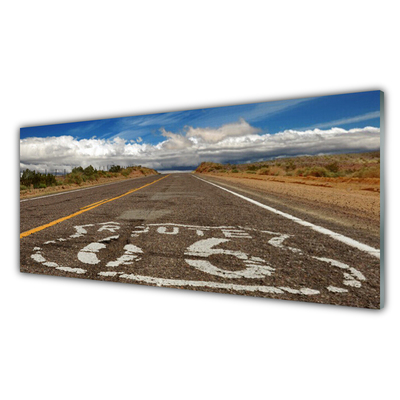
[193,175,380,259]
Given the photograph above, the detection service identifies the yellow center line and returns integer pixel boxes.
[20,175,169,239]
[80,198,110,210]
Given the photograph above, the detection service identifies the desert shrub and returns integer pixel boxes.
[195,162,223,173]
[109,165,121,173]
[285,160,296,171]
[20,169,36,186]
[86,173,98,181]
[121,169,130,177]
[326,161,339,173]
[20,185,28,191]
[232,169,239,173]
[66,166,100,184]
[65,173,83,185]
[269,166,284,176]
[257,167,270,175]
[84,165,96,176]
[303,167,329,177]
[74,174,83,184]
[20,169,56,188]
[246,165,258,171]
[246,171,256,174]
[352,166,380,178]
[45,174,56,186]
[38,183,47,189]
[72,167,84,174]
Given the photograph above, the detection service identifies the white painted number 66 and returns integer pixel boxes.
[184,238,274,279]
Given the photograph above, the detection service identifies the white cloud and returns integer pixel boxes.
[185,118,261,144]
[20,122,380,172]
[160,128,194,150]
[300,111,380,130]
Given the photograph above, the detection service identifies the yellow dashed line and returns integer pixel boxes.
[20,175,169,239]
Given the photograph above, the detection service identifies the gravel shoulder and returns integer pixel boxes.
[196,173,380,244]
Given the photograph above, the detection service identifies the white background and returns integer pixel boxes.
[2,1,398,399]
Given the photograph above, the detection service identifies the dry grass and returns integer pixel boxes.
[195,151,380,179]
[20,167,159,199]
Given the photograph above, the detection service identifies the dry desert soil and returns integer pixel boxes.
[196,172,380,243]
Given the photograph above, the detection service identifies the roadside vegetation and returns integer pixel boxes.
[195,151,380,179]
[20,170,58,190]
[20,165,159,194]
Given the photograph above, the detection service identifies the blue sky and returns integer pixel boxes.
[20,91,380,142]
[20,91,381,172]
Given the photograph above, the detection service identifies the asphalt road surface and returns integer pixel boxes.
[20,173,381,308]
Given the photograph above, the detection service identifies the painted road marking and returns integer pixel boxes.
[185,237,274,279]
[20,176,163,202]
[20,175,169,239]
[193,175,380,259]
[221,228,252,238]
[106,244,143,267]
[29,222,370,296]
[157,226,180,235]
[31,246,87,274]
[77,243,107,264]
[80,199,110,210]
[114,274,318,295]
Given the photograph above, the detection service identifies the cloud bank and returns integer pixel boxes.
[20,120,380,172]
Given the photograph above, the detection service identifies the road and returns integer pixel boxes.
[20,173,381,308]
